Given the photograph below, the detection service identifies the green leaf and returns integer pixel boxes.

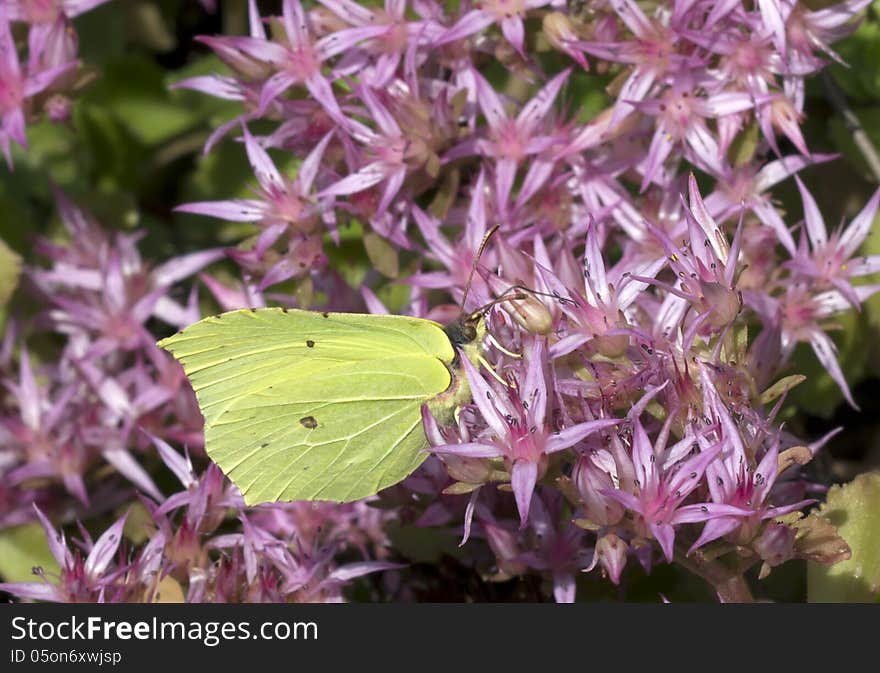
[808,472,880,602]
[0,237,22,308]
[827,3,880,102]
[83,54,238,148]
[786,309,869,418]
[727,122,760,168]
[759,375,806,405]
[363,231,400,279]
[0,523,61,584]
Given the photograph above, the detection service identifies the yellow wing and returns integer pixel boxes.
[158,308,455,503]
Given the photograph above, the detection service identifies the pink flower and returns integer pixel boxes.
[435,0,553,56]
[603,417,746,563]
[0,506,130,602]
[0,5,76,166]
[785,177,880,308]
[430,338,620,528]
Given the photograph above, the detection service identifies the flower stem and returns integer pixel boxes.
[822,71,880,183]
[674,545,755,603]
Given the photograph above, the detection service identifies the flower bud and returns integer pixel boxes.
[700,280,741,328]
[543,12,579,55]
[484,522,527,579]
[45,94,72,124]
[442,454,494,485]
[592,533,628,585]
[754,521,796,568]
[573,454,624,526]
[594,332,630,359]
[502,293,554,335]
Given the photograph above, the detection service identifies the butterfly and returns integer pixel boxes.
[158,305,491,505]
[156,227,529,504]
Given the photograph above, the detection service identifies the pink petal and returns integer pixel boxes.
[170,75,244,101]
[473,69,509,131]
[553,571,576,603]
[461,354,512,439]
[795,176,827,249]
[0,582,62,602]
[511,460,538,528]
[297,131,334,192]
[175,199,266,221]
[500,16,525,55]
[546,418,620,454]
[435,10,495,46]
[430,442,500,458]
[243,124,285,191]
[84,513,129,582]
[282,0,310,47]
[494,158,517,212]
[248,0,266,39]
[304,73,344,122]
[33,505,70,569]
[376,166,407,217]
[316,24,390,60]
[103,447,163,501]
[839,187,880,258]
[318,0,376,25]
[320,163,386,197]
[809,330,858,409]
[640,128,676,192]
[518,68,571,127]
[649,522,676,562]
[258,71,299,116]
[152,248,226,287]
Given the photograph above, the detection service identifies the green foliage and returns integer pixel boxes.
[808,472,880,602]
[0,523,60,584]
[829,1,880,102]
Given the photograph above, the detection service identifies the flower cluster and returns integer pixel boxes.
[0,436,397,602]
[0,0,115,167]
[2,0,877,602]
[0,189,398,601]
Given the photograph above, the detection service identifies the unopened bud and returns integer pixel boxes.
[754,521,796,568]
[700,281,741,328]
[591,533,628,585]
[484,522,527,578]
[573,455,624,526]
[503,294,554,335]
[442,454,494,485]
[45,94,72,124]
[543,12,577,52]
[594,333,629,359]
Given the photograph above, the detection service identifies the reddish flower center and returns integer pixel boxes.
[781,289,819,332]
[491,119,527,161]
[370,134,407,166]
[657,89,696,137]
[811,234,848,286]
[285,45,320,80]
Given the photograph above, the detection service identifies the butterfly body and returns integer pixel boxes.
[158,307,483,504]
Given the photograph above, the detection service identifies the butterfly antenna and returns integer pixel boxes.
[460,224,500,315]
[466,284,572,322]
[466,290,528,322]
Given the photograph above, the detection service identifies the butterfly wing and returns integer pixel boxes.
[158,308,455,504]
